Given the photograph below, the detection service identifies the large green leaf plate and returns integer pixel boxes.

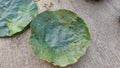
[30,9,90,67]
[0,0,38,37]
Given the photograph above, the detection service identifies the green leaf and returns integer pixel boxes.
[0,0,38,37]
[29,9,90,67]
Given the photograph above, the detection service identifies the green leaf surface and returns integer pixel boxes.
[30,9,90,67]
[0,0,38,37]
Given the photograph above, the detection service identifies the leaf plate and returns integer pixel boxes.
[0,0,38,37]
[30,9,90,67]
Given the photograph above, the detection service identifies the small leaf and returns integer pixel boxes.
[29,9,90,67]
[0,0,38,37]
